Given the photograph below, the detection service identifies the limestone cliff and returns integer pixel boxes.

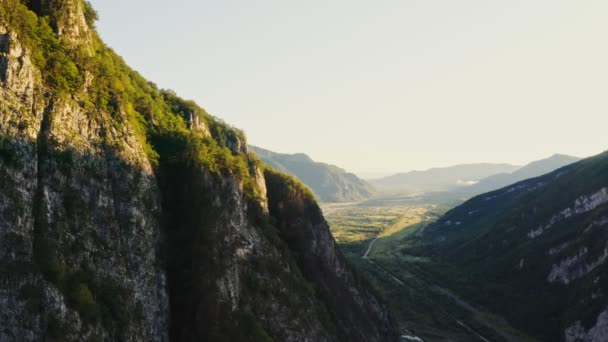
[0,1,398,341]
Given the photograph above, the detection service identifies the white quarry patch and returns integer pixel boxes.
[510,181,546,195]
[574,188,608,213]
[506,184,528,193]
[565,307,608,342]
[485,181,546,202]
[584,216,608,234]
[528,227,544,239]
[401,328,425,342]
[547,247,588,284]
[443,220,463,227]
[483,195,497,201]
[528,188,608,239]
[528,208,573,239]
[549,242,573,256]
[547,247,608,284]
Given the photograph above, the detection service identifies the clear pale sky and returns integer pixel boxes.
[89,0,608,173]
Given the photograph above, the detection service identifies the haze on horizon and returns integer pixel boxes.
[89,0,608,174]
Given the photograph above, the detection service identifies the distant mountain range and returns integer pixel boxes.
[403,150,608,341]
[251,146,375,202]
[461,154,581,196]
[252,149,580,205]
[369,155,580,205]
[369,163,520,195]
[356,171,396,180]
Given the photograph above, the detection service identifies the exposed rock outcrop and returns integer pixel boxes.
[565,307,608,342]
[265,169,397,341]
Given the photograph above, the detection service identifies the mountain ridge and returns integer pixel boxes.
[251,145,376,203]
[460,153,580,196]
[370,163,520,194]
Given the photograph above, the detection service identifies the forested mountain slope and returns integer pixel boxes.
[405,151,608,341]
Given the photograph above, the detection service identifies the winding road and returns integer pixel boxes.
[363,207,411,259]
[362,237,378,259]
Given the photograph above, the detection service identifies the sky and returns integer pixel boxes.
[89,0,608,174]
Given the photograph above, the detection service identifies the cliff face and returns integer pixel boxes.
[265,169,396,341]
[0,3,168,339]
[0,1,397,341]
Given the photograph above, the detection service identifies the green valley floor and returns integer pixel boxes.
[323,200,537,342]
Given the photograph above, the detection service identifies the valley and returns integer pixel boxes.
[324,200,538,342]
[320,151,608,342]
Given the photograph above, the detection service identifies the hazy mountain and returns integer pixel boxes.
[251,146,376,202]
[424,154,583,205]
[0,2,397,341]
[461,153,580,195]
[370,163,520,195]
[356,171,397,180]
[405,150,608,341]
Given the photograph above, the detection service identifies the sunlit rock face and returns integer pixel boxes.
[565,308,608,342]
[528,187,608,239]
[0,6,168,340]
